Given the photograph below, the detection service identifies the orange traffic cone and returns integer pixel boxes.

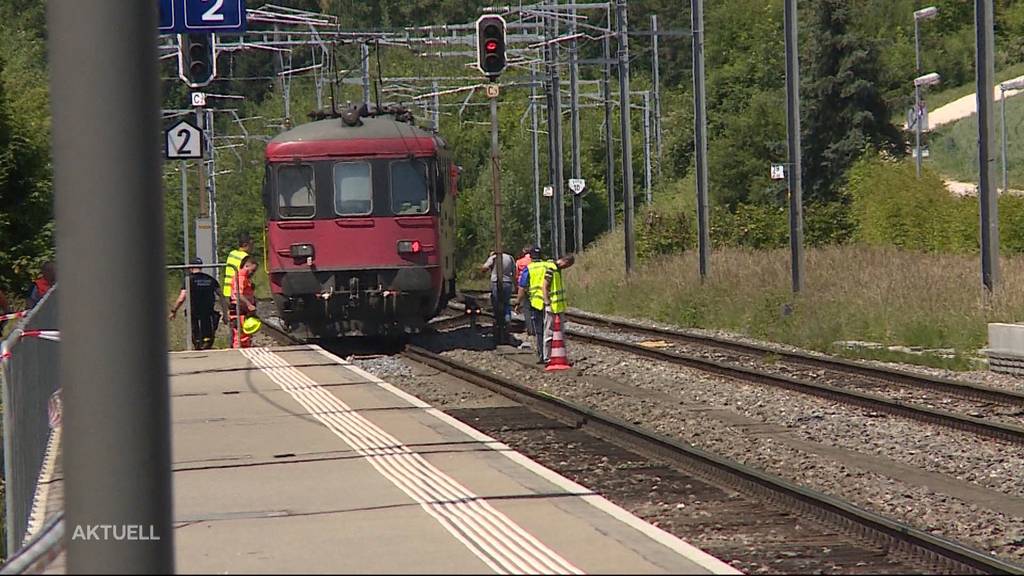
[545,314,572,371]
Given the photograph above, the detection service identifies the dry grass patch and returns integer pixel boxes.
[571,231,1024,366]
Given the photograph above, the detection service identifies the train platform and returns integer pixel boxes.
[37,345,737,573]
[161,345,738,573]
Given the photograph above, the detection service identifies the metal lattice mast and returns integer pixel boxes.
[651,14,662,176]
[531,61,544,248]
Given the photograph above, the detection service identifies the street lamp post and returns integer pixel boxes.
[999,79,1024,192]
[914,6,938,178]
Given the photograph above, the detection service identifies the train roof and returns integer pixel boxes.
[266,116,442,160]
[271,116,437,144]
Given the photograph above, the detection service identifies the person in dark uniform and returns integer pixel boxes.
[169,258,229,350]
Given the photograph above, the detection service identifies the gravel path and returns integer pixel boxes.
[382,325,1024,564]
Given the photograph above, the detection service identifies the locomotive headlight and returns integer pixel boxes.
[397,240,422,254]
[290,243,315,258]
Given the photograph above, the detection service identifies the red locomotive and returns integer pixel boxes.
[263,108,457,338]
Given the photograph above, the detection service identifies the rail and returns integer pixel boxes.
[0,288,61,559]
[402,344,1024,575]
[447,299,1024,443]
[569,330,1024,444]
[565,308,1024,407]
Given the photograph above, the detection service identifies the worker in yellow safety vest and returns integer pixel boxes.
[516,253,574,363]
[222,233,253,298]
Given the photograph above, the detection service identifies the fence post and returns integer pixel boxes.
[48,1,174,571]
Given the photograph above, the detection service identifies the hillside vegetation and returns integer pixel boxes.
[930,92,1024,188]
[5,1,1024,360]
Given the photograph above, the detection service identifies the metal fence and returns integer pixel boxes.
[0,289,61,557]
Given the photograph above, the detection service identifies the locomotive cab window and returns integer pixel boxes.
[277,164,316,219]
[390,159,430,215]
[334,161,372,216]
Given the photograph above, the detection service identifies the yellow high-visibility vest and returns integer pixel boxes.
[223,249,248,297]
[528,260,566,313]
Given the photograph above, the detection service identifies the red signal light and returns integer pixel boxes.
[398,240,423,254]
[477,15,507,78]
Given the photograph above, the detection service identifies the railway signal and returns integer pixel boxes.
[178,33,217,88]
[476,15,507,79]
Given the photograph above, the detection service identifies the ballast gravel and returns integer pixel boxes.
[368,325,1024,564]
[564,308,1024,395]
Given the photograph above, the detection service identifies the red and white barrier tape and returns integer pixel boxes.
[0,329,61,365]
[0,310,28,323]
[21,330,61,343]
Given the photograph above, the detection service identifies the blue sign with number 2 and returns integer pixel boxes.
[159,0,246,34]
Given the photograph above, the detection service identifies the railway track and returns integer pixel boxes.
[445,299,1024,444]
[456,291,1024,407]
[567,329,1024,444]
[259,304,1024,572]
[400,344,1024,575]
[565,309,1024,409]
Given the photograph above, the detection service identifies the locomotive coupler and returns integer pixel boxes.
[348,277,360,307]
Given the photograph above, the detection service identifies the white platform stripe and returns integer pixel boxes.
[247,348,577,575]
[250,349,576,575]
[312,346,743,575]
[242,348,582,575]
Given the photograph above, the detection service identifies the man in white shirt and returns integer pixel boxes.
[480,251,515,328]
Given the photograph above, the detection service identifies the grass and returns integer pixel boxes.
[929,88,1024,186]
[926,62,1024,110]
[568,231,1024,370]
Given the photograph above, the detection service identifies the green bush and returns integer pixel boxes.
[637,176,858,256]
[711,203,789,249]
[846,154,979,252]
[1000,196,1024,253]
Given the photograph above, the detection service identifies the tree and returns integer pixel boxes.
[801,0,902,204]
[0,52,54,296]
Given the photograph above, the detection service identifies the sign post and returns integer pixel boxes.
[167,119,204,350]
[180,162,192,351]
[488,83,506,346]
